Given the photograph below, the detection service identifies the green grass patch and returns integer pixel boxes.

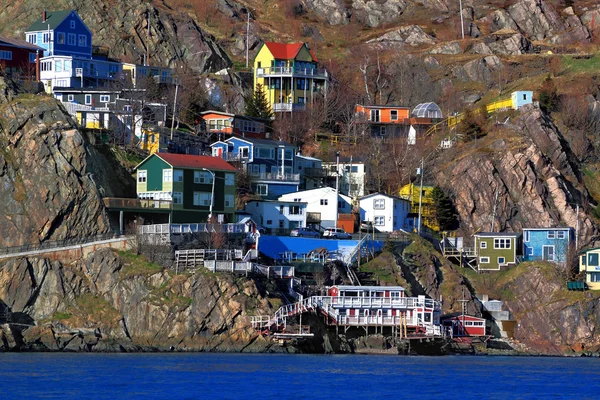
[118,250,163,279]
[51,312,72,321]
[561,54,599,76]
[360,251,407,286]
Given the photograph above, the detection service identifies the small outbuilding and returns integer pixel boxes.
[442,314,486,337]
[412,102,442,119]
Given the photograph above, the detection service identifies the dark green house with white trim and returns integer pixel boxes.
[136,153,237,223]
[474,232,522,271]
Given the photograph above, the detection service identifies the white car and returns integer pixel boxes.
[322,228,351,239]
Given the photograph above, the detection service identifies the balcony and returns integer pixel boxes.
[103,197,173,211]
[256,67,328,79]
[273,103,306,112]
[222,153,250,162]
[250,171,300,183]
[303,167,326,177]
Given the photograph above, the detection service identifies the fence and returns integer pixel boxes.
[0,232,123,256]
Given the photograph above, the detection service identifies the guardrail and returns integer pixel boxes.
[255,66,328,78]
[0,232,123,256]
[249,171,300,182]
[103,197,173,210]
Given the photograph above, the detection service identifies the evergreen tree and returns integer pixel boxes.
[459,108,483,142]
[245,84,273,121]
[539,75,559,112]
[431,186,459,231]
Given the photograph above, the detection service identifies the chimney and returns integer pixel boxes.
[35,50,40,81]
[42,9,47,23]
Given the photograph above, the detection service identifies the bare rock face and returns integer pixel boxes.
[0,249,277,352]
[303,0,350,25]
[435,104,595,239]
[429,41,463,55]
[580,9,600,32]
[367,25,436,48]
[507,0,564,41]
[453,56,500,86]
[489,9,519,32]
[487,31,532,55]
[352,0,407,28]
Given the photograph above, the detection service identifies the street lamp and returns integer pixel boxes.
[334,151,340,230]
[202,168,216,222]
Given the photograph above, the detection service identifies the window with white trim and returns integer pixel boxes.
[172,192,183,204]
[255,147,274,159]
[163,169,172,182]
[0,50,12,60]
[527,247,534,256]
[78,34,87,47]
[374,216,385,226]
[27,34,37,44]
[100,95,110,103]
[256,184,268,196]
[479,257,490,263]
[43,33,52,44]
[480,241,487,249]
[225,173,235,186]
[68,94,74,101]
[173,169,183,182]
[320,199,328,206]
[85,94,92,105]
[498,257,506,265]
[193,171,213,184]
[370,109,380,122]
[556,231,566,239]
[524,231,530,242]
[390,110,398,121]
[68,33,76,46]
[137,170,147,183]
[225,194,234,208]
[239,146,249,158]
[547,231,555,239]
[373,198,385,210]
[193,192,212,206]
[494,238,511,249]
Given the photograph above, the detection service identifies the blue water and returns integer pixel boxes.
[1,353,598,399]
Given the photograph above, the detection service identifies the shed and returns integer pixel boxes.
[412,102,442,119]
[441,314,486,336]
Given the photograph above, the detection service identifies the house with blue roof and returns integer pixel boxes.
[211,136,299,199]
[522,227,573,265]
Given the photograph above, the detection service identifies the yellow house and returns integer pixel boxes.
[122,63,172,86]
[579,248,600,290]
[398,183,440,232]
[253,42,327,113]
[139,127,207,155]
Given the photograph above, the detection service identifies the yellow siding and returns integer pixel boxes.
[140,129,161,154]
[398,183,439,231]
[162,168,173,192]
[137,170,147,193]
[253,45,275,92]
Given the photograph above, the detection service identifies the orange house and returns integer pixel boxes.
[355,104,411,137]
[200,110,269,140]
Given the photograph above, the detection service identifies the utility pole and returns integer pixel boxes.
[245,11,250,69]
[576,204,580,251]
[417,158,424,235]
[458,0,465,40]
[334,151,340,230]
[491,188,499,232]
[170,82,179,140]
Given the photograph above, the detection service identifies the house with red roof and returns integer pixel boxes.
[253,42,327,113]
[135,153,238,223]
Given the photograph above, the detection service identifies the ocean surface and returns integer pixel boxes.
[1,353,599,399]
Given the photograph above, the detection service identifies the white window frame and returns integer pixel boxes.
[543,245,555,261]
[390,110,398,121]
[85,94,92,105]
[527,247,534,256]
[239,146,250,158]
[556,231,566,239]
[256,184,268,196]
[320,199,328,206]
[480,241,487,249]
[163,169,172,183]
[99,95,110,103]
[498,257,506,265]
[78,34,87,47]
[373,198,385,210]
[137,170,147,183]
[479,257,490,264]
[67,33,76,46]
[524,230,530,242]
[27,34,37,44]
[67,94,74,102]
[494,238,511,249]
[193,171,213,184]
[225,173,235,186]
[374,216,385,226]
[547,231,556,239]
[172,192,183,204]
[370,109,380,122]
[173,169,183,182]
[193,191,212,206]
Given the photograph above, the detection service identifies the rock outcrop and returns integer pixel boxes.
[303,0,350,25]
[0,249,277,352]
[367,25,436,48]
[435,104,596,239]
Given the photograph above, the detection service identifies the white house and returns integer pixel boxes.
[295,154,323,190]
[244,200,307,232]
[359,193,410,233]
[322,158,368,198]
[279,187,352,229]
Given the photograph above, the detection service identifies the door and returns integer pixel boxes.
[543,246,555,261]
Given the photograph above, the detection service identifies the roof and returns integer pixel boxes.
[441,313,486,321]
[138,153,237,172]
[279,186,352,202]
[579,247,600,255]
[295,154,321,161]
[332,285,405,292]
[0,36,43,51]
[264,42,305,60]
[226,136,292,147]
[357,104,410,110]
[522,227,573,231]
[359,192,408,202]
[27,10,73,31]
[246,199,307,205]
[322,157,365,164]
[475,232,521,238]
[53,87,119,94]
[412,102,442,118]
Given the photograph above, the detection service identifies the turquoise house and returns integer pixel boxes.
[522,227,573,264]
[511,91,533,109]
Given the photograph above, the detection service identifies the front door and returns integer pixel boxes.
[543,245,555,261]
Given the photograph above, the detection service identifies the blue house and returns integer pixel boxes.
[522,227,573,264]
[26,10,92,58]
[511,90,533,109]
[211,137,299,199]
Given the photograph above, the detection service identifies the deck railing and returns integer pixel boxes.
[138,223,249,235]
[255,67,328,78]
[249,171,300,182]
[272,103,306,112]
[104,197,173,210]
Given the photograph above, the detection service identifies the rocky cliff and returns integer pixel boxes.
[0,78,134,248]
[0,249,280,352]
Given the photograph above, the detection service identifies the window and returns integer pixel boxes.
[498,257,506,265]
[193,192,212,206]
[64,60,71,71]
[374,216,385,226]
[70,20,76,29]
[373,199,385,210]
[527,247,534,256]
[590,272,600,282]
[479,257,490,264]
[544,246,555,261]
[289,206,301,215]
[172,192,183,204]
[193,171,213,184]
[494,238,511,249]
[29,53,37,63]
[279,206,284,214]
[523,94,527,101]
[57,32,65,45]
[163,169,172,182]
[278,148,293,160]
[68,33,76,46]
[581,255,587,266]
[279,220,285,228]
[380,126,386,136]
[225,173,235,186]
[391,110,398,121]
[78,35,87,47]
[557,231,566,239]
[43,33,52,44]
[294,198,301,202]
[480,241,487,249]
[173,170,183,182]
[225,194,234,208]
[100,95,110,103]
[370,109,380,122]
[547,231,555,239]
[84,94,91,105]
[137,170,147,183]
[0,50,12,61]
[256,147,274,159]
[320,199,328,206]
[68,94,74,101]
[55,60,62,72]
[588,253,599,267]
[27,34,36,44]
[239,146,249,158]
[256,184,268,196]
[524,231,530,242]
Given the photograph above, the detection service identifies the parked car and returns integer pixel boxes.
[290,227,320,238]
[360,221,374,232]
[322,228,352,239]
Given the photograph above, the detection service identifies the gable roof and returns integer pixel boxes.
[0,36,43,51]
[27,10,73,31]
[279,186,352,202]
[475,232,521,238]
[359,192,407,202]
[522,227,573,231]
[138,153,237,172]
[226,136,292,147]
[264,42,304,60]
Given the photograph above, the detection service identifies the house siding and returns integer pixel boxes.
[523,229,571,263]
[476,236,518,271]
[137,156,169,193]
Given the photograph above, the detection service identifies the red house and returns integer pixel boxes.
[200,110,269,140]
[0,36,42,78]
[442,314,486,337]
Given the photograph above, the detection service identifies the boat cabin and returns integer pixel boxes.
[441,314,486,337]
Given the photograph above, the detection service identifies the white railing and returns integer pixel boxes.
[255,67,328,78]
[272,103,306,112]
[138,223,249,235]
[204,260,253,273]
[249,171,300,182]
[62,102,110,117]
[343,235,369,266]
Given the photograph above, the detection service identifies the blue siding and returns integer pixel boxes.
[27,12,92,58]
[259,236,384,260]
[512,91,533,109]
[523,228,572,263]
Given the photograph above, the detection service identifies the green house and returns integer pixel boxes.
[474,232,521,271]
[136,153,237,223]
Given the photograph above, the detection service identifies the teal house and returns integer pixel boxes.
[135,153,237,223]
[522,227,573,265]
